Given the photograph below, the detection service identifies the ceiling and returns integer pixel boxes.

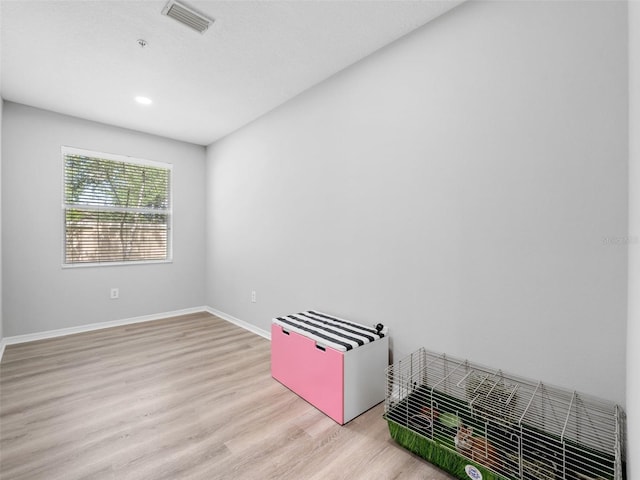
[1,0,462,146]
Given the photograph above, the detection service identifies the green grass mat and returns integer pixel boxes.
[386,419,511,480]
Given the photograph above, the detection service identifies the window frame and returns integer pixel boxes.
[61,146,174,268]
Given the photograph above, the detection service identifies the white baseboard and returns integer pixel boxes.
[205,306,271,340]
[0,306,208,351]
[0,306,270,363]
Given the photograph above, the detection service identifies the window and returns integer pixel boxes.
[63,147,172,266]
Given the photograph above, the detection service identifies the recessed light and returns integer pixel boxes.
[135,96,152,105]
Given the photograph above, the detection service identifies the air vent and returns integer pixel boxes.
[162,0,214,34]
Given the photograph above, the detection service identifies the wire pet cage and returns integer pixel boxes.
[384,348,625,480]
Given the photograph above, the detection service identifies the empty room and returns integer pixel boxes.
[1,1,638,479]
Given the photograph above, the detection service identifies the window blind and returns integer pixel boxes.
[63,147,172,266]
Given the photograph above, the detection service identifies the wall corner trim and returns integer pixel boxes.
[205,306,271,340]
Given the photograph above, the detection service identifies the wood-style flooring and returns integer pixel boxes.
[0,312,452,480]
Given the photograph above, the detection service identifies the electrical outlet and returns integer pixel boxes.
[251,290,256,303]
[110,288,119,299]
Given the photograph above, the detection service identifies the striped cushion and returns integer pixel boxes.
[272,310,385,352]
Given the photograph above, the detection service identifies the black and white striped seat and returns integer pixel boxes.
[272,310,385,352]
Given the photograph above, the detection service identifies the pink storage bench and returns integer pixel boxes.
[270,311,389,425]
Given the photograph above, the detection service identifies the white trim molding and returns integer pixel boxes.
[0,306,271,363]
[205,307,271,340]
[0,307,208,351]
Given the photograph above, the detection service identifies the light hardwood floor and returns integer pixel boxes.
[0,312,452,480]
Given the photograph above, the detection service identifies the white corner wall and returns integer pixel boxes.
[205,0,628,405]
[627,0,639,474]
[2,102,207,336]
[0,98,3,344]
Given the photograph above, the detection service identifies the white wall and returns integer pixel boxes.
[2,102,206,336]
[0,98,3,343]
[627,0,639,474]
[1,3,4,347]
[205,0,628,405]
